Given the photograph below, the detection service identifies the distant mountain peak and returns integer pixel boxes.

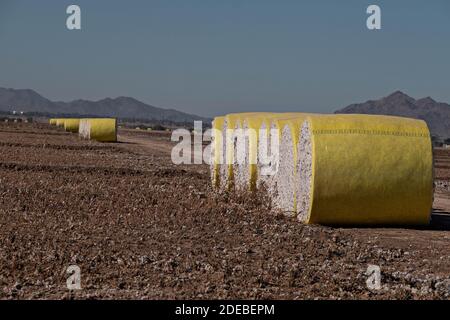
[417,96,436,105]
[384,90,414,102]
[114,96,133,101]
[335,91,450,138]
[114,96,144,104]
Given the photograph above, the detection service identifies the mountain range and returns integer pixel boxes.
[2,87,449,138]
[335,91,450,138]
[0,87,208,123]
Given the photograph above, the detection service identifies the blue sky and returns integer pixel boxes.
[0,0,449,117]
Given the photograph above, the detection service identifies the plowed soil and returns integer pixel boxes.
[1,122,450,300]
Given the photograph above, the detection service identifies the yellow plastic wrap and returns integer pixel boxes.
[49,119,57,125]
[89,118,117,142]
[299,114,433,226]
[63,118,80,133]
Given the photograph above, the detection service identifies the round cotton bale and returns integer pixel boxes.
[296,114,433,226]
[49,119,57,125]
[64,118,80,133]
[88,118,117,142]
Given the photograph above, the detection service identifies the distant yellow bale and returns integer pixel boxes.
[49,119,57,125]
[90,119,117,142]
[64,118,80,133]
[78,118,117,142]
[56,119,65,127]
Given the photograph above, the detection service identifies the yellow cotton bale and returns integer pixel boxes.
[64,118,80,133]
[78,118,117,142]
[296,114,433,226]
[49,119,57,125]
[90,118,117,142]
[56,119,65,127]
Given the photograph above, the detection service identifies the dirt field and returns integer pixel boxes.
[0,122,450,300]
